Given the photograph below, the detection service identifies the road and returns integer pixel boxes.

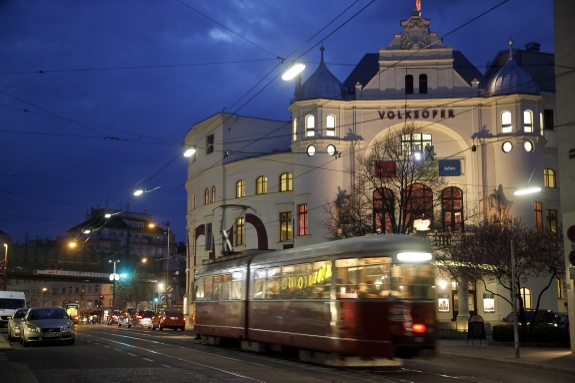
[1,325,573,382]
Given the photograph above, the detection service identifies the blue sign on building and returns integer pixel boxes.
[439,160,461,176]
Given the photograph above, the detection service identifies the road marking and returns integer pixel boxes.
[0,353,7,362]
[127,353,137,356]
[142,358,153,362]
[162,364,171,368]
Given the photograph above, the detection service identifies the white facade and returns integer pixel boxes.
[185,11,564,328]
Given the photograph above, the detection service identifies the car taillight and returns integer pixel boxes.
[412,324,426,333]
[136,315,142,319]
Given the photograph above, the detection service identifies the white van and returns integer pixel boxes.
[0,291,26,327]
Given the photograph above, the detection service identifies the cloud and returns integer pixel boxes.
[208,28,233,43]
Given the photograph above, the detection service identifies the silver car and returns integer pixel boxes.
[20,306,75,347]
[7,308,29,342]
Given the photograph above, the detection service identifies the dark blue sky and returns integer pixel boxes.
[0,0,554,244]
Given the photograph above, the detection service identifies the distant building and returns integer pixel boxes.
[184,10,563,328]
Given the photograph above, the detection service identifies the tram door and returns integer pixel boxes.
[451,280,477,321]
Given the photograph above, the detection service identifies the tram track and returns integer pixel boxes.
[81,327,396,383]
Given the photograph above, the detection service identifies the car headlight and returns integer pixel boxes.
[26,325,40,332]
[62,326,72,331]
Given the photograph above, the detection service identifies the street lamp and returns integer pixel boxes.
[149,221,171,308]
[109,260,121,308]
[3,243,8,290]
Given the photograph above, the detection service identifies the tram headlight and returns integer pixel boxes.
[397,252,432,262]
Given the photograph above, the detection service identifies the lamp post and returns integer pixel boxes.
[109,260,121,309]
[3,243,8,291]
[166,221,171,308]
[510,240,520,358]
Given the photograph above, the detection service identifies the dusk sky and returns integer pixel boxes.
[0,0,554,245]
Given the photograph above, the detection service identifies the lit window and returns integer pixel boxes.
[307,144,316,156]
[327,144,336,156]
[419,74,427,94]
[544,168,556,188]
[404,183,433,230]
[293,118,297,141]
[298,204,308,235]
[280,212,292,241]
[405,74,413,94]
[520,287,531,309]
[442,187,464,232]
[523,110,533,132]
[206,134,214,154]
[502,141,513,153]
[546,209,557,233]
[211,186,216,203]
[279,173,292,192]
[204,188,209,204]
[524,140,534,152]
[236,180,245,198]
[326,115,335,137]
[306,115,315,137]
[401,133,432,156]
[256,176,267,195]
[236,217,245,246]
[557,277,563,299]
[501,111,512,133]
[534,202,543,233]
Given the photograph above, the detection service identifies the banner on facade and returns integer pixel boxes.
[375,161,396,178]
[35,270,110,278]
[439,159,461,176]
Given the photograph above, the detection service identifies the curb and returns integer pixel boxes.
[438,351,575,376]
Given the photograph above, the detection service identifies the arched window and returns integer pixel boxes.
[292,118,298,141]
[419,74,428,94]
[305,115,315,137]
[373,188,395,234]
[236,180,245,198]
[279,172,292,192]
[211,186,216,203]
[256,176,267,195]
[404,183,433,230]
[501,111,512,133]
[523,110,533,133]
[520,287,532,309]
[326,115,335,137]
[544,168,556,188]
[204,188,209,205]
[405,74,414,94]
[192,194,196,210]
[442,187,464,232]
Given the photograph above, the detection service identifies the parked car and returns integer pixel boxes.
[118,307,139,328]
[7,308,29,342]
[19,306,75,347]
[502,309,556,326]
[152,309,185,331]
[107,310,122,325]
[132,309,154,329]
[555,313,569,328]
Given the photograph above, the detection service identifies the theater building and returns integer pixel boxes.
[184,9,563,329]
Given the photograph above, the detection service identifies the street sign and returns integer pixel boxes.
[167,293,172,299]
[167,286,173,292]
[160,294,166,302]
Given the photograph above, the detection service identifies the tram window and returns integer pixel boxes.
[264,267,281,299]
[204,277,213,300]
[252,269,266,299]
[221,274,232,300]
[335,257,392,299]
[391,264,434,299]
[212,275,223,301]
[230,271,242,300]
[309,261,332,298]
[195,277,204,301]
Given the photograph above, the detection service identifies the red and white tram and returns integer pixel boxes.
[193,234,436,366]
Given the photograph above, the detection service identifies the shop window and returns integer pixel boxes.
[483,293,495,313]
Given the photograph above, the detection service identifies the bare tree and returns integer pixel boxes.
[115,271,154,309]
[323,124,448,238]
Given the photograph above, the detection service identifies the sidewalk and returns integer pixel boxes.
[0,333,38,383]
[438,340,575,375]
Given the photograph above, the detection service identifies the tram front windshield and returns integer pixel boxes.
[335,257,434,300]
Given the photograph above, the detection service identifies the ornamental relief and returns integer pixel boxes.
[400,17,431,50]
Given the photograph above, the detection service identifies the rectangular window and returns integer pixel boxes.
[94,285,99,293]
[326,115,335,137]
[483,293,495,313]
[206,134,214,154]
[523,110,533,133]
[236,217,245,245]
[546,209,557,233]
[280,212,292,241]
[534,202,543,233]
[557,277,563,299]
[502,111,512,133]
[206,223,212,250]
[401,133,432,156]
[543,109,554,130]
[298,204,308,235]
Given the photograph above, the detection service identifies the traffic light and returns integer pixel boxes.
[153,293,158,303]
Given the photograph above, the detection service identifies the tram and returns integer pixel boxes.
[193,234,437,366]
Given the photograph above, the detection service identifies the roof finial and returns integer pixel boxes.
[320,44,325,64]
[508,38,514,61]
[416,0,421,15]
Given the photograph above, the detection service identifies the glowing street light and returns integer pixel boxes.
[183,146,196,157]
[281,63,305,81]
[513,187,541,196]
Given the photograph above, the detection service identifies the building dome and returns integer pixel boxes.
[487,41,540,96]
[297,47,347,101]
